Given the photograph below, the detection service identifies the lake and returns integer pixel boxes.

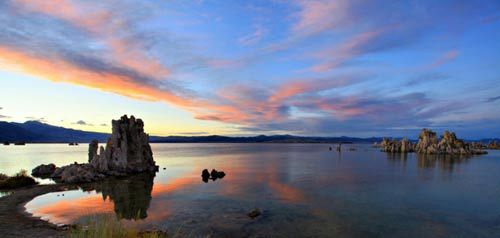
[2,143,500,237]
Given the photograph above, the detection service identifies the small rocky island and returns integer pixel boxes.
[32,115,158,183]
[380,129,487,155]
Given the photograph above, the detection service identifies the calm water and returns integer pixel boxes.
[2,143,500,237]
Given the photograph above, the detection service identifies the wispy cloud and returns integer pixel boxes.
[486,95,500,103]
[238,25,267,46]
[426,50,459,69]
[292,0,350,37]
[405,73,450,86]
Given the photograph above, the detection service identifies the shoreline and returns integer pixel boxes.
[0,184,77,238]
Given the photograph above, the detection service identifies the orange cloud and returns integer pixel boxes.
[0,46,253,124]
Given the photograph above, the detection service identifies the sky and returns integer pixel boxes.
[0,0,499,139]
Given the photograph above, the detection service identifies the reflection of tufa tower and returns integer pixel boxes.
[82,173,155,220]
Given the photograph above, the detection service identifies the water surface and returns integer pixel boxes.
[2,143,499,237]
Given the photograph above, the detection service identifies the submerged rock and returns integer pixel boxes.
[247,208,261,219]
[31,164,57,177]
[42,115,158,184]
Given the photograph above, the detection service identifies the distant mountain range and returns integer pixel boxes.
[0,121,109,143]
[0,120,498,144]
[0,120,384,143]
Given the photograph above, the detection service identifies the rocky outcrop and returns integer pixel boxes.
[416,130,486,155]
[380,129,487,155]
[88,140,98,162]
[52,163,105,183]
[488,141,500,150]
[31,164,57,177]
[380,138,414,153]
[91,115,156,174]
[43,115,157,184]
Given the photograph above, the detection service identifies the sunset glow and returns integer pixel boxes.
[0,0,499,138]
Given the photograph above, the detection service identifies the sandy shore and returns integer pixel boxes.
[0,184,77,238]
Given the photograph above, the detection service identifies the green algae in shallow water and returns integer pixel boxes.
[68,214,168,238]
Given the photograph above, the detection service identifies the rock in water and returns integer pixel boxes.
[380,128,486,155]
[416,129,486,155]
[380,138,414,153]
[31,164,57,177]
[99,115,156,173]
[88,140,98,162]
[48,115,158,183]
[489,141,500,149]
[247,208,262,219]
[201,169,210,183]
[415,129,438,153]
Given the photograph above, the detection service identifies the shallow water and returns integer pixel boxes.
[2,143,500,237]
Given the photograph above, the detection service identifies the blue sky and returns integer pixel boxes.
[0,0,499,139]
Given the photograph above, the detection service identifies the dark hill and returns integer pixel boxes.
[1,121,109,143]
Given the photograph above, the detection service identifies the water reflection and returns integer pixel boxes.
[416,153,471,172]
[386,152,472,172]
[23,144,500,238]
[80,173,155,220]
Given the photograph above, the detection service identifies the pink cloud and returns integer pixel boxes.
[13,0,170,79]
[293,0,350,36]
[427,49,459,69]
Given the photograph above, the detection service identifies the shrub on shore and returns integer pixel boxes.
[0,170,38,189]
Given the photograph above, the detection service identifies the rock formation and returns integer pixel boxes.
[31,164,56,177]
[488,141,500,149]
[88,140,98,162]
[201,168,226,183]
[416,130,486,155]
[90,115,156,174]
[38,115,157,183]
[380,138,414,153]
[380,129,487,155]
